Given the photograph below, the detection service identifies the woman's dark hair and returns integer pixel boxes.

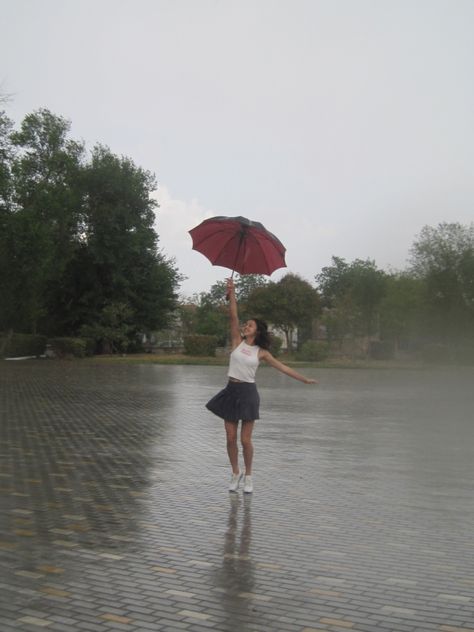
[252,318,271,350]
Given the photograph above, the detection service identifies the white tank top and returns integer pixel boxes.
[228,341,260,383]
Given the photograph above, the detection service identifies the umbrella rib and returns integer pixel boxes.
[191,228,228,250]
[194,230,239,265]
[230,230,246,275]
[246,230,275,274]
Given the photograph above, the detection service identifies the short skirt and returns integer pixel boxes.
[206,381,260,422]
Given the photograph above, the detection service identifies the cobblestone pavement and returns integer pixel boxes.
[1,361,474,632]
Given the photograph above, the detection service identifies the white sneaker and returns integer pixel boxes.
[243,475,253,493]
[228,472,243,492]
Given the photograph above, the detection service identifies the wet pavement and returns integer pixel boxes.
[1,360,474,632]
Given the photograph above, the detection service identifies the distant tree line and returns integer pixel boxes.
[179,222,474,363]
[316,222,474,361]
[1,108,473,363]
[0,108,180,353]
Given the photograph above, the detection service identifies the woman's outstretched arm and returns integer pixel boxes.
[259,349,318,384]
[227,278,242,350]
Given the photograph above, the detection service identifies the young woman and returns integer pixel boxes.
[206,278,318,494]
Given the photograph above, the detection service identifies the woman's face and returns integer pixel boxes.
[241,319,257,338]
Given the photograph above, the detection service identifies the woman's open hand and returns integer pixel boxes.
[304,378,319,385]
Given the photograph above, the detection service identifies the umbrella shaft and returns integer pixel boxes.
[231,229,246,276]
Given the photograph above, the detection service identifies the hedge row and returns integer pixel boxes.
[0,334,96,358]
[183,335,218,356]
[296,340,329,361]
[49,337,95,358]
[0,334,47,357]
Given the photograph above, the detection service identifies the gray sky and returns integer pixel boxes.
[2,0,473,296]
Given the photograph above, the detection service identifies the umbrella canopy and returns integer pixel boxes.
[189,215,286,276]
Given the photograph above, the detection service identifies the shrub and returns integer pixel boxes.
[184,334,218,356]
[0,333,47,358]
[49,337,87,358]
[126,338,146,354]
[369,340,395,360]
[296,340,329,361]
[82,337,97,356]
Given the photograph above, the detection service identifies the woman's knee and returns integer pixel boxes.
[240,436,253,450]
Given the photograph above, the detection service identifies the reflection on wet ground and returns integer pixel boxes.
[1,361,473,631]
[211,495,256,630]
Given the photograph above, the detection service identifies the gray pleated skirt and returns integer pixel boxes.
[206,380,260,422]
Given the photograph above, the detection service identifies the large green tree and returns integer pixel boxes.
[0,108,181,344]
[71,144,179,337]
[409,222,474,344]
[0,110,84,333]
[0,111,14,211]
[0,112,15,331]
[8,109,85,333]
[247,273,320,349]
[379,273,425,350]
[315,257,387,348]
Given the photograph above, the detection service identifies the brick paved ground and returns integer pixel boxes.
[1,361,474,632]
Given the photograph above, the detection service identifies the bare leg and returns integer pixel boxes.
[224,421,239,474]
[241,420,255,476]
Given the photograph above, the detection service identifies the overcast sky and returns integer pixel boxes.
[2,0,473,296]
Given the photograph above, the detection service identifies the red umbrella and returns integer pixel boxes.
[189,215,286,276]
